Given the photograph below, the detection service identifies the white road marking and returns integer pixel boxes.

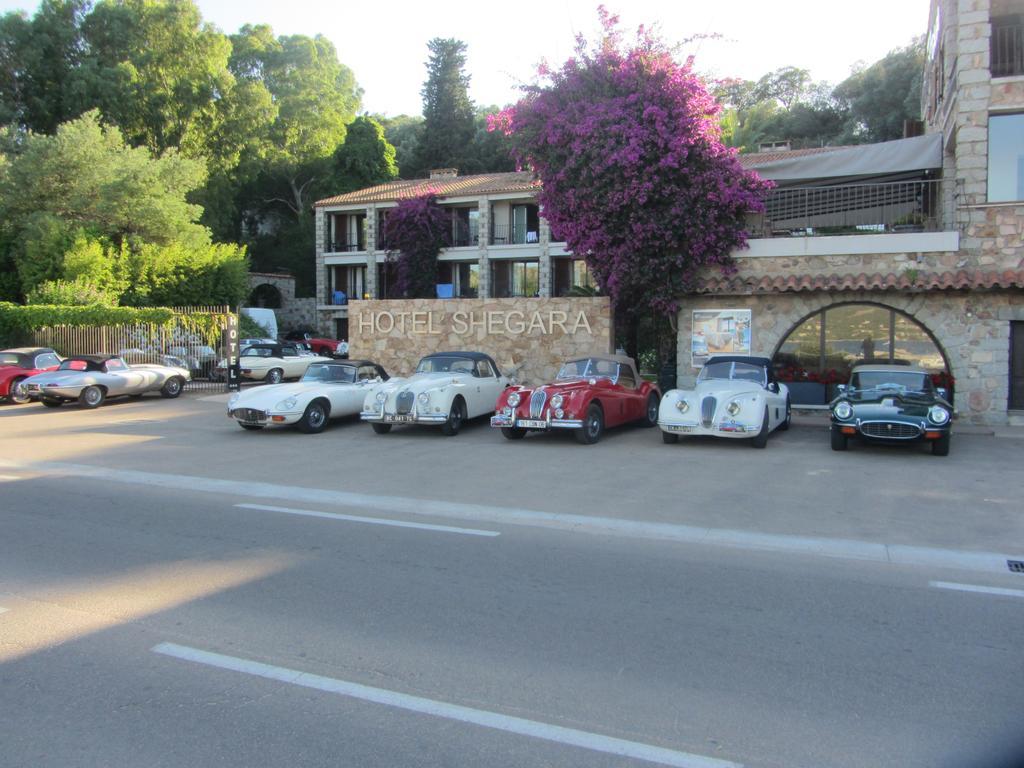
[152,642,741,768]
[235,503,500,538]
[7,460,1024,575]
[929,581,1024,598]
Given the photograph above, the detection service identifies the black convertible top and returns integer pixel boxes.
[66,354,120,363]
[705,355,772,368]
[420,350,500,373]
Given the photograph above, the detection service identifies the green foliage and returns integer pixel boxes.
[238,311,270,338]
[833,38,925,143]
[408,38,475,178]
[26,278,121,306]
[378,114,424,176]
[120,242,250,307]
[332,116,397,192]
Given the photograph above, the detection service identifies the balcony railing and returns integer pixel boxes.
[326,240,365,253]
[452,222,479,248]
[749,180,946,238]
[992,22,1024,78]
[490,224,540,245]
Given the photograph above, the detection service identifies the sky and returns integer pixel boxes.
[0,0,930,117]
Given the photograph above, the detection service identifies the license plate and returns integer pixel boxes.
[517,419,547,429]
[665,425,694,433]
[385,414,415,423]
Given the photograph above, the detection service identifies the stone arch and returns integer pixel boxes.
[248,283,283,309]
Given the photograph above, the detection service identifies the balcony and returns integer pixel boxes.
[749,179,948,239]
[325,240,365,254]
[992,21,1024,78]
[490,224,540,246]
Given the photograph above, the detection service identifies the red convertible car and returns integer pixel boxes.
[491,355,660,444]
[0,347,62,404]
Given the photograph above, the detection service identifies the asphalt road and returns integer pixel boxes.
[1,394,1023,767]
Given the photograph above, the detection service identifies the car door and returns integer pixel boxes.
[103,358,151,394]
[279,347,304,378]
[466,359,504,417]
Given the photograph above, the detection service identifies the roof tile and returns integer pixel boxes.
[315,171,540,207]
[692,269,1024,295]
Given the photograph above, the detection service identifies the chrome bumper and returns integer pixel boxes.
[489,415,583,430]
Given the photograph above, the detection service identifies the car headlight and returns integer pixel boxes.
[555,408,565,419]
[376,391,387,403]
[834,401,853,420]
[507,392,521,407]
[928,406,950,425]
[417,392,430,405]
[726,400,741,417]
[276,397,298,410]
[675,399,689,413]
[550,394,563,409]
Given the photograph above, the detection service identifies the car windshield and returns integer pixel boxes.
[302,364,356,383]
[416,356,476,374]
[851,371,931,394]
[698,361,766,385]
[556,358,619,382]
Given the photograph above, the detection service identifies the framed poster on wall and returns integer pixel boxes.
[691,309,752,367]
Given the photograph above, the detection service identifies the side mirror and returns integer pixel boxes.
[836,384,847,394]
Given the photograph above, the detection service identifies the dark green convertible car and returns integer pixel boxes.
[830,365,953,456]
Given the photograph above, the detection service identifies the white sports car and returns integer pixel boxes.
[658,355,791,448]
[238,343,332,384]
[228,360,389,433]
[361,351,510,436]
[22,354,190,408]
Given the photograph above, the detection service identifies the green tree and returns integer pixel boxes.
[379,113,424,176]
[332,116,398,192]
[752,66,811,109]
[409,38,475,178]
[833,38,925,143]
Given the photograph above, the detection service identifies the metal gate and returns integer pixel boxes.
[24,306,235,393]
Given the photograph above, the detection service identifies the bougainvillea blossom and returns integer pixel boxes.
[493,9,772,315]
[380,193,452,299]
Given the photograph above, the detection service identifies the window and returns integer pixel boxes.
[475,360,494,378]
[617,364,636,389]
[553,258,594,296]
[988,114,1024,202]
[491,260,538,298]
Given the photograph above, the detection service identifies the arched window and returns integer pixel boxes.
[773,303,952,405]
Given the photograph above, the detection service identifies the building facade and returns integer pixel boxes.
[313,0,1024,424]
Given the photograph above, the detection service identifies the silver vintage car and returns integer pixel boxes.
[22,354,191,409]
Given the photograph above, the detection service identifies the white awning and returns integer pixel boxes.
[751,134,943,185]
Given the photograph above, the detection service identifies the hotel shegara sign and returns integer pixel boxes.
[357,307,595,337]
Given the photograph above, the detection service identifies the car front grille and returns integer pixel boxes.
[701,396,717,428]
[396,390,414,415]
[529,389,548,419]
[860,421,922,439]
[233,408,267,423]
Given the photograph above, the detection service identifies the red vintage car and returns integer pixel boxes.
[491,355,660,444]
[0,347,62,404]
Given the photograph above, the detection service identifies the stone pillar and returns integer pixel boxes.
[314,207,326,307]
[477,197,491,298]
[538,218,552,297]
[366,205,379,299]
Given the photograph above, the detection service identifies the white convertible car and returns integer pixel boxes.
[228,360,389,433]
[658,355,791,448]
[22,354,190,408]
[238,343,332,384]
[361,351,510,436]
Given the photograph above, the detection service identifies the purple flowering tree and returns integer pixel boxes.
[380,194,452,298]
[491,9,771,317]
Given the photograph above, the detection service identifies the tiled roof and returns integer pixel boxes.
[736,146,852,169]
[692,269,1024,295]
[315,171,540,207]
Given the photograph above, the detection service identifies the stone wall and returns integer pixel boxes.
[676,289,1024,425]
[245,272,317,333]
[348,297,613,384]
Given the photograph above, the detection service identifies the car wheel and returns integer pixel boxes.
[778,397,792,431]
[641,392,660,427]
[371,422,392,435]
[750,406,770,448]
[830,427,848,451]
[240,423,264,431]
[160,376,184,398]
[931,433,951,456]
[7,376,30,404]
[78,385,105,409]
[297,400,329,434]
[41,398,63,408]
[501,427,527,440]
[440,398,466,437]
[266,368,284,385]
[661,431,679,444]
[575,404,604,445]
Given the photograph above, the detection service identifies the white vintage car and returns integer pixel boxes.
[658,355,791,448]
[228,360,389,433]
[361,351,510,436]
[238,343,332,384]
[22,354,190,408]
